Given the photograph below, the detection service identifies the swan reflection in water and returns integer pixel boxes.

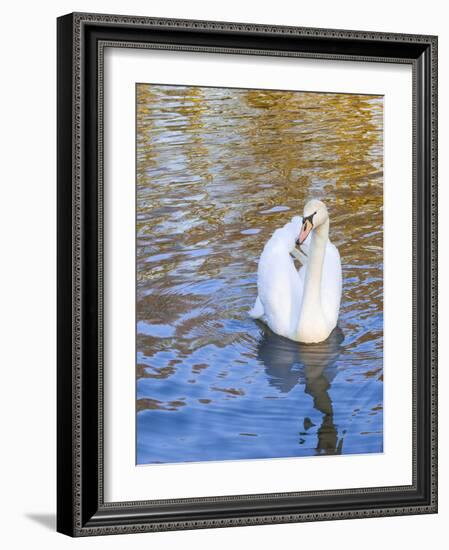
[256,325,345,455]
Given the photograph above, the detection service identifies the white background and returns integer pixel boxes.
[105,49,412,501]
[0,1,446,548]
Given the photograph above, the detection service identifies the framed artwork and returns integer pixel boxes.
[57,12,438,536]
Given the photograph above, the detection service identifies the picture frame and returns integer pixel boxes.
[57,12,438,536]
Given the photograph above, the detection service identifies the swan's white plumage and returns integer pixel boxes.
[250,201,342,343]
[253,219,303,338]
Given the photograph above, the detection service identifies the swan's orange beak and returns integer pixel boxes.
[297,218,313,246]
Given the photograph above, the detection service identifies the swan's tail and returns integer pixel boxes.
[249,296,264,319]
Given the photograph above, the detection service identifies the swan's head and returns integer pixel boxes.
[271,218,301,252]
[296,199,328,245]
[266,222,300,252]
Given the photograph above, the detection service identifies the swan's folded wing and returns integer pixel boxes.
[257,249,303,338]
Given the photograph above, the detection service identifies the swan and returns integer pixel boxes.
[250,199,342,344]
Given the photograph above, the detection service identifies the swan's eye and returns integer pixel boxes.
[302,211,317,226]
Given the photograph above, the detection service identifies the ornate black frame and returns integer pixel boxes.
[57,12,438,537]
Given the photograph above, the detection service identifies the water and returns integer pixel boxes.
[136,84,383,464]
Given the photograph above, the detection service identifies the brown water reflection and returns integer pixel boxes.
[136,84,383,464]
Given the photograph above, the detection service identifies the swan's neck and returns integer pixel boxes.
[297,219,329,328]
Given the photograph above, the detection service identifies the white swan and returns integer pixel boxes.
[250,199,342,344]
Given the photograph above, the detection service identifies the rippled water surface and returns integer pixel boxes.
[136,84,383,464]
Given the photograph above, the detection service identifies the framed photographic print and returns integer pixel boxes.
[57,12,438,536]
